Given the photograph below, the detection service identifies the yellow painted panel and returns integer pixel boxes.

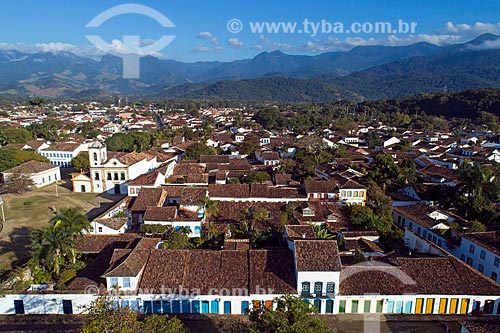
[460,299,469,314]
[415,298,424,314]
[438,299,447,314]
[449,298,458,314]
[425,298,434,314]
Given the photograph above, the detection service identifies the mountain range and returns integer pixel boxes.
[1,33,500,101]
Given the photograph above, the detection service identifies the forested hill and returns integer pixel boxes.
[358,88,500,119]
[161,77,362,102]
[331,49,500,100]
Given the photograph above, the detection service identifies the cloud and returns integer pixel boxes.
[255,35,293,51]
[0,40,171,59]
[0,42,110,59]
[192,44,211,53]
[250,21,500,54]
[228,38,244,48]
[296,34,465,53]
[197,31,219,45]
[444,21,500,35]
[469,39,500,51]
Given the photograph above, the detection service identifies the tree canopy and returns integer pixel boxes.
[82,297,188,333]
[0,147,49,172]
[249,294,328,333]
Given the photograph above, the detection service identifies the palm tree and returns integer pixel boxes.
[49,207,91,264]
[30,222,76,278]
[314,224,334,239]
[198,196,219,224]
[50,207,91,235]
[248,207,269,232]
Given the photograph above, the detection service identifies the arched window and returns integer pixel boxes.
[120,173,125,180]
[107,173,112,180]
[354,191,358,197]
[347,191,352,197]
[94,173,100,180]
[93,152,97,161]
[114,173,119,180]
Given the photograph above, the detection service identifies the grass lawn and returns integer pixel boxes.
[0,182,108,274]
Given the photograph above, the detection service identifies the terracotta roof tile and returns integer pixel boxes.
[128,171,161,186]
[130,188,167,212]
[340,256,500,295]
[463,232,500,256]
[285,225,316,239]
[103,249,150,277]
[294,240,342,271]
[3,160,58,174]
[304,179,337,193]
[94,217,128,230]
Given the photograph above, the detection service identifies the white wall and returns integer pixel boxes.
[297,271,340,295]
[454,237,500,283]
[90,221,128,235]
[0,292,498,315]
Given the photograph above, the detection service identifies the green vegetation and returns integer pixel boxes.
[239,141,258,155]
[0,185,99,275]
[184,142,216,160]
[82,297,188,333]
[198,196,219,222]
[0,127,32,144]
[313,224,335,239]
[105,131,154,152]
[0,146,49,171]
[179,77,355,103]
[78,122,101,139]
[29,207,90,282]
[28,120,63,141]
[362,154,417,191]
[249,294,328,333]
[70,153,90,169]
[244,171,271,184]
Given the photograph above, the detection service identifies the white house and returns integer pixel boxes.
[40,142,87,167]
[2,160,60,188]
[454,232,500,283]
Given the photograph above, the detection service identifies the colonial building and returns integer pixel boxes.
[40,142,87,167]
[72,142,157,194]
[1,160,60,188]
[2,231,499,316]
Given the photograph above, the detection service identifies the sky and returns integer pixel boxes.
[1,0,500,62]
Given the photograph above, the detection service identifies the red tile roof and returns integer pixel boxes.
[340,256,500,295]
[3,160,58,174]
[138,248,296,295]
[294,240,342,271]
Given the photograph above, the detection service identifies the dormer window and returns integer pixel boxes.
[303,207,315,217]
[327,214,337,223]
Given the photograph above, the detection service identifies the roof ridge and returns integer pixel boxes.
[182,251,190,286]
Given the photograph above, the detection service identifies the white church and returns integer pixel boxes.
[71,142,158,194]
